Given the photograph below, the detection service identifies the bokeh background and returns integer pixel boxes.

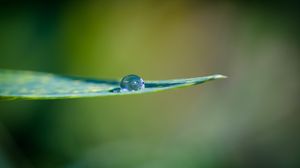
[0,1,300,167]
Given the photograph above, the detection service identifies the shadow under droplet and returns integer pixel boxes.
[109,88,121,93]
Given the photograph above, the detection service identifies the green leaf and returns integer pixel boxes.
[0,69,226,100]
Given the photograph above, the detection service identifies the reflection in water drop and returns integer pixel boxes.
[120,74,145,91]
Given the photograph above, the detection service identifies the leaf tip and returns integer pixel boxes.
[213,74,228,79]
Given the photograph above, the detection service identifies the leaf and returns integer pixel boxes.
[0,69,226,100]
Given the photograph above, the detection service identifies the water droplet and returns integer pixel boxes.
[120,74,145,91]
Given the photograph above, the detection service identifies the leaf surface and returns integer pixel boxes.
[0,69,226,100]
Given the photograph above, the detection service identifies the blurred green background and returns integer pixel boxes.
[0,1,299,167]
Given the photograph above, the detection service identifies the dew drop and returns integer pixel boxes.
[120,74,145,91]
